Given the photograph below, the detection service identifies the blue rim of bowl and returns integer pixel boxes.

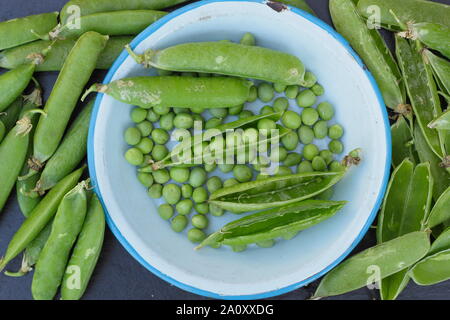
[87,0,392,300]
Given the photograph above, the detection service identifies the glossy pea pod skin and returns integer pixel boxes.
[329,0,405,111]
[209,171,345,213]
[0,167,84,272]
[127,41,305,85]
[410,249,450,286]
[429,109,450,131]
[60,0,188,24]
[426,187,450,229]
[423,49,450,97]
[36,101,94,193]
[32,181,89,300]
[33,31,108,165]
[313,231,431,298]
[197,200,346,249]
[0,98,22,132]
[86,76,252,109]
[429,227,450,256]
[391,116,417,167]
[61,194,105,300]
[0,63,38,112]
[0,12,59,50]
[0,37,133,72]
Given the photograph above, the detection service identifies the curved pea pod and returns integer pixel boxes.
[0,12,59,50]
[429,227,450,256]
[197,200,346,249]
[428,109,450,131]
[35,101,94,193]
[60,0,189,24]
[313,231,431,298]
[0,37,133,72]
[32,180,89,300]
[84,76,252,109]
[0,166,84,272]
[61,194,105,300]
[377,160,433,300]
[329,0,405,111]
[276,0,316,16]
[126,41,305,85]
[357,0,450,30]
[423,49,450,96]
[426,187,450,229]
[391,116,417,167]
[49,10,167,40]
[209,171,346,213]
[33,32,108,166]
[410,249,450,286]
[0,98,22,132]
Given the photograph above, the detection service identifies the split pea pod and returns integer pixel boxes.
[391,116,417,167]
[32,181,89,300]
[0,12,59,50]
[126,41,305,85]
[84,76,252,109]
[32,31,108,167]
[0,166,84,272]
[197,200,346,249]
[0,37,133,72]
[36,101,94,193]
[61,194,105,300]
[426,187,450,229]
[313,231,431,298]
[423,49,450,97]
[329,0,405,111]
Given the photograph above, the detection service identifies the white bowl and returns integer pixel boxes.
[88,0,391,299]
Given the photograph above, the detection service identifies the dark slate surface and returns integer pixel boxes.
[0,0,449,300]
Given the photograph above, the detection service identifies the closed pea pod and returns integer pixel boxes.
[423,49,450,96]
[410,249,450,286]
[391,116,416,167]
[426,187,450,229]
[0,98,23,132]
[61,194,105,300]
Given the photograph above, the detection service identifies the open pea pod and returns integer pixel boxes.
[197,200,346,249]
[377,159,433,300]
[426,187,450,229]
[428,109,450,131]
[423,49,450,96]
[209,171,345,213]
[313,231,431,298]
[391,116,417,167]
[410,248,450,286]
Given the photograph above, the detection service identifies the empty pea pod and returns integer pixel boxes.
[84,76,252,109]
[0,12,58,51]
[410,249,450,286]
[126,41,305,85]
[423,49,450,96]
[391,116,416,167]
[426,187,450,229]
[197,200,346,249]
[313,231,431,298]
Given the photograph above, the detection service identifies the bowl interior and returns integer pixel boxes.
[89,0,390,298]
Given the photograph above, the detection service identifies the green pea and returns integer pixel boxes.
[124,127,141,146]
[240,32,256,46]
[192,114,204,126]
[281,131,299,151]
[136,137,154,154]
[171,215,188,233]
[229,104,244,115]
[223,178,239,188]
[273,97,289,113]
[160,112,175,131]
[152,169,170,184]
[181,184,193,198]
[151,144,168,161]
[218,163,234,173]
[148,184,162,198]
[136,120,153,136]
[282,110,302,129]
[313,120,328,139]
[270,146,288,162]
[162,184,181,205]
[210,203,224,217]
[247,86,257,102]
[311,84,325,96]
[275,165,292,176]
[187,228,206,243]
[329,140,344,154]
[153,105,170,115]
[298,125,315,144]
[151,128,169,145]
[131,107,147,123]
[204,163,217,172]
[233,165,253,182]
[301,108,319,126]
[173,107,184,114]
[158,204,174,220]
[284,152,302,167]
[317,102,334,121]
[312,156,327,171]
[232,245,247,252]
[206,176,223,193]
[320,150,334,165]
[258,82,275,102]
[297,160,313,173]
[146,109,160,122]
[209,108,228,119]
[239,110,254,119]
[260,105,275,115]
[189,167,207,187]
[257,119,276,134]
[303,144,319,160]
[285,85,299,99]
[190,106,204,114]
[192,186,208,203]
[125,148,144,166]
[302,71,317,88]
[328,124,344,139]
[296,89,316,108]
[176,199,193,215]
[169,167,190,183]
[195,203,209,214]
[205,117,222,129]
[329,160,344,172]
[191,214,209,229]
[256,239,275,248]
[274,83,287,93]
[137,172,154,187]
[173,113,194,129]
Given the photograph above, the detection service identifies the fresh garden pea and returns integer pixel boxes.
[152,169,170,184]
[312,156,327,171]
[296,90,316,108]
[138,172,154,188]
[329,140,344,154]
[190,106,204,114]
[270,146,288,163]
[151,128,169,145]
[239,32,256,46]
[258,83,275,102]
[176,199,193,216]
[131,108,147,123]
[298,126,314,144]
[181,184,193,198]
[137,121,153,137]
[151,144,168,161]
[206,176,223,194]
[204,163,217,173]
[303,144,319,161]
[205,117,222,129]
[410,249,450,286]
[136,137,154,154]
[273,97,289,113]
[169,167,190,183]
[391,116,416,167]
[192,214,209,229]
[174,113,194,129]
[274,83,287,93]
[311,84,325,96]
[219,163,234,173]
[160,112,175,131]
[284,153,302,167]
[285,85,299,99]
[281,131,299,151]
[247,86,257,102]
[162,184,181,205]
[195,203,209,215]
[426,187,450,229]
[275,166,293,176]
[171,215,188,232]
[317,102,334,121]
[329,160,345,172]
[257,118,277,133]
[313,120,328,139]
[301,71,317,88]
[233,165,253,183]
[210,204,224,217]
[146,109,160,122]
[297,161,313,173]
[260,106,275,115]
[229,104,244,115]
[188,228,206,243]
[319,150,334,165]
[125,127,142,145]
[239,110,254,119]
[148,184,163,198]
[313,231,430,298]
[125,148,144,166]
[282,111,302,129]
[193,187,208,203]
[153,105,170,116]
[209,108,228,119]
[189,167,207,187]
[223,178,239,188]
[328,124,344,140]
[301,108,319,126]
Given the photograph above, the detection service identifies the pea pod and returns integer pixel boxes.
[429,227,450,256]
[84,76,252,109]
[197,200,346,249]
[0,12,59,50]
[210,171,346,213]
[391,116,416,167]
[426,187,450,229]
[377,160,432,300]
[428,109,450,131]
[410,249,450,286]
[0,98,22,132]
[0,37,133,72]
[61,194,105,300]
[0,121,5,143]
[0,166,84,272]
[60,0,189,24]
[277,0,316,16]
[313,231,431,298]
[126,41,305,85]
[32,32,108,167]
[423,49,450,96]
[35,101,94,192]
[357,0,450,30]
[32,181,89,300]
